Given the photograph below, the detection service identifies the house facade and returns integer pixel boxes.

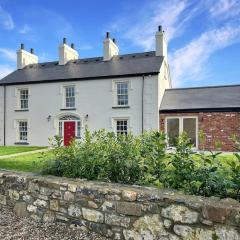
[0,27,171,146]
[0,26,239,151]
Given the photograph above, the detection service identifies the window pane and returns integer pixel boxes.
[65,86,75,108]
[183,118,197,146]
[19,121,28,142]
[116,82,128,106]
[167,118,179,146]
[19,89,28,109]
[116,120,128,135]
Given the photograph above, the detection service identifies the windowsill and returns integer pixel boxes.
[112,106,130,109]
[14,142,29,145]
[15,109,29,112]
[60,108,76,111]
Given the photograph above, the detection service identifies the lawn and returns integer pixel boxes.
[0,146,47,156]
[0,151,53,172]
[0,150,237,174]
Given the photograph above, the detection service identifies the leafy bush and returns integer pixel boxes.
[42,129,240,200]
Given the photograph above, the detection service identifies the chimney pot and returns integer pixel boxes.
[63,37,67,44]
[113,38,116,43]
[71,43,75,49]
[158,25,162,32]
[106,32,110,38]
[30,48,34,54]
[20,43,24,50]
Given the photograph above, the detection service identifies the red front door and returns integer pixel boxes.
[64,121,76,146]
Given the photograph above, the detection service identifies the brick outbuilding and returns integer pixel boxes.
[160,85,240,151]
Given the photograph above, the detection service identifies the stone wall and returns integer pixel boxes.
[159,112,240,151]
[0,170,240,240]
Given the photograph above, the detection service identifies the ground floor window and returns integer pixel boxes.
[18,121,28,142]
[166,117,197,147]
[116,119,128,135]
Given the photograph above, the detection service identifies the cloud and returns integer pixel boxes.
[19,24,31,34]
[209,0,240,19]
[109,0,201,51]
[0,48,16,62]
[169,25,240,86]
[0,5,14,30]
[0,65,14,79]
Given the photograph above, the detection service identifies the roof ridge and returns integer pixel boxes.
[165,84,240,91]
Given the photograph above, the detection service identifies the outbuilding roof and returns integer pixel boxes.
[160,85,240,112]
[0,51,163,85]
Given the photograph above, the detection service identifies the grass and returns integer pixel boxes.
[0,149,237,174]
[0,151,53,172]
[0,146,47,156]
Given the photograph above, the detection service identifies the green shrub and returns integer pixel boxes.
[42,129,240,201]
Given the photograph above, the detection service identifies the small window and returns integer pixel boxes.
[19,89,29,110]
[76,121,81,138]
[167,118,179,146]
[18,121,28,142]
[59,122,63,137]
[116,119,128,135]
[116,82,128,106]
[65,86,75,108]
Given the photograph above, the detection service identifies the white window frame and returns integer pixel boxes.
[165,116,198,148]
[113,117,129,135]
[113,80,130,107]
[17,88,29,110]
[64,85,75,109]
[17,120,29,143]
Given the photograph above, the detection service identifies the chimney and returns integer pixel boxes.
[17,44,38,69]
[155,25,167,60]
[103,32,119,61]
[59,38,79,65]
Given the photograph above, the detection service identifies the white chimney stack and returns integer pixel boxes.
[59,38,79,65]
[155,25,167,61]
[103,32,119,61]
[17,44,38,69]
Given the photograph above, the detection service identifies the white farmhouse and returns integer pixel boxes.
[0,26,171,146]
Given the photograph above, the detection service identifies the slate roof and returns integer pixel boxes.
[160,85,240,112]
[0,51,163,85]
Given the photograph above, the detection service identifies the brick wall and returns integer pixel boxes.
[159,112,240,151]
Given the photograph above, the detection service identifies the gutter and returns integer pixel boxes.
[159,107,240,113]
[3,85,6,146]
[142,75,145,133]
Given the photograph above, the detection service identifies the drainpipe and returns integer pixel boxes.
[3,85,6,146]
[142,75,145,133]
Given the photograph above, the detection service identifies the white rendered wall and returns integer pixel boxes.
[0,86,4,145]
[4,75,161,146]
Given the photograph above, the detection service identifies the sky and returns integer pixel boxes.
[0,0,239,87]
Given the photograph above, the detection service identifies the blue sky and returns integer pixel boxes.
[0,0,240,87]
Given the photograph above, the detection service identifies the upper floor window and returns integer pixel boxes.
[19,89,29,110]
[116,82,128,106]
[65,86,75,108]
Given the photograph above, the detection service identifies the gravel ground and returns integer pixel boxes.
[0,208,107,240]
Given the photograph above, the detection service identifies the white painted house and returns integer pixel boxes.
[0,26,171,146]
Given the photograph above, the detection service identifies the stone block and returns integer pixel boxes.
[68,183,77,192]
[43,211,55,223]
[117,202,141,216]
[161,205,199,224]
[28,182,39,193]
[64,191,75,201]
[68,204,81,217]
[13,202,28,217]
[122,190,137,202]
[33,199,48,208]
[100,201,116,212]
[9,189,20,200]
[50,199,59,211]
[82,208,104,223]
[105,213,131,228]
[27,204,37,213]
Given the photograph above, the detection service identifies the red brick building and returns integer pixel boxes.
[160,85,240,151]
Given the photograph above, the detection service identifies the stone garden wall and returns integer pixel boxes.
[0,170,240,240]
